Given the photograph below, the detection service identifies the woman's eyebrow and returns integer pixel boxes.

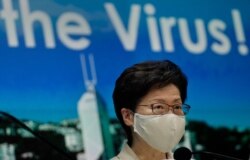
[173,98,182,103]
[149,98,182,103]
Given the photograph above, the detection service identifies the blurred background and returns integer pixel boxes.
[0,0,249,159]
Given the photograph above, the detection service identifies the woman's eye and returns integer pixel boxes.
[153,104,164,109]
[174,106,182,109]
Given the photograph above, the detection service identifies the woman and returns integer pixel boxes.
[112,60,191,160]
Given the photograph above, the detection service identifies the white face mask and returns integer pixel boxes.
[133,113,185,153]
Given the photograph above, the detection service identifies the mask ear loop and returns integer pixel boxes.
[129,110,135,118]
[128,110,136,131]
[128,109,145,133]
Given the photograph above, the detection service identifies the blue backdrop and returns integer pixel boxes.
[0,0,249,129]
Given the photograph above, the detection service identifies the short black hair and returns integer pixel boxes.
[112,60,188,146]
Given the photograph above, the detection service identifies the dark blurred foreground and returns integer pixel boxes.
[0,113,249,160]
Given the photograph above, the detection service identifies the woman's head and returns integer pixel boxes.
[112,60,188,145]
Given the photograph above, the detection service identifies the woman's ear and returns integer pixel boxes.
[121,108,134,126]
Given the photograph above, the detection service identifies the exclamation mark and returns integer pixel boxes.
[232,9,248,56]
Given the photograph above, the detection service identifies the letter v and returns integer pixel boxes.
[105,3,141,51]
